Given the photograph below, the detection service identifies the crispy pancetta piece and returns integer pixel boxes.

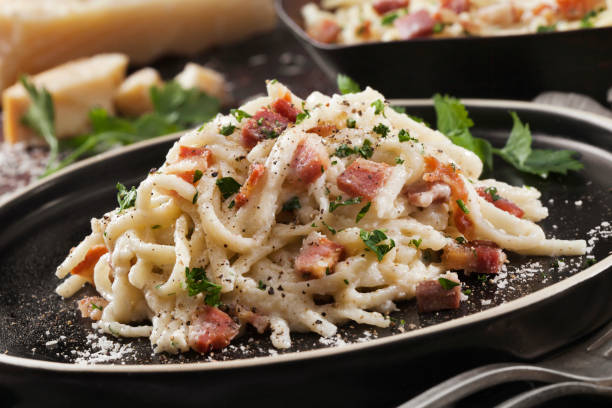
[416,277,461,313]
[188,306,240,354]
[295,234,345,279]
[337,158,391,200]
[235,163,266,208]
[77,296,109,321]
[442,240,507,275]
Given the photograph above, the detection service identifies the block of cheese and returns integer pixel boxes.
[174,63,230,104]
[3,54,128,144]
[0,0,276,94]
[114,68,163,117]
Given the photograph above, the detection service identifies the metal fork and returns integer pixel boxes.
[399,320,612,408]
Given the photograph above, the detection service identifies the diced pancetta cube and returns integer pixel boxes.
[77,296,109,321]
[337,158,391,200]
[287,135,330,186]
[307,124,337,137]
[441,0,470,14]
[556,0,603,19]
[178,146,213,163]
[394,10,435,39]
[241,110,290,149]
[442,240,507,275]
[373,0,409,15]
[416,278,461,313]
[405,182,451,207]
[188,306,239,354]
[70,245,108,283]
[307,19,342,44]
[235,163,266,208]
[476,2,518,27]
[295,233,345,279]
[477,187,524,218]
[272,98,300,122]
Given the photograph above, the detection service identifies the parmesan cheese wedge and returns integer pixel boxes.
[2,54,128,144]
[174,63,230,104]
[0,0,276,94]
[114,68,163,117]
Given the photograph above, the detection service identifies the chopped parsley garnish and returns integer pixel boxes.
[410,238,422,248]
[228,200,236,209]
[185,267,222,306]
[373,123,390,137]
[477,274,488,282]
[269,79,278,84]
[192,191,199,204]
[484,186,501,201]
[257,117,264,126]
[220,124,236,136]
[295,110,310,124]
[90,303,103,311]
[462,289,472,295]
[586,258,596,266]
[116,182,137,212]
[193,169,203,183]
[356,202,371,223]
[580,9,602,28]
[455,236,466,244]
[456,199,470,214]
[329,196,362,212]
[231,109,252,122]
[216,177,242,200]
[359,229,395,261]
[494,112,583,178]
[282,196,301,212]
[433,22,446,33]
[371,99,385,115]
[346,117,357,128]
[322,221,337,235]
[438,277,460,290]
[358,139,374,158]
[392,106,406,114]
[325,267,331,275]
[398,129,418,143]
[537,24,557,32]
[257,280,266,290]
[344,279,350,285]
[152,224,161,229]
[381,12,399,25]
[395,157,405,164]
[337,74,361,94]
[334,144,355,158]
[331,160,338,165]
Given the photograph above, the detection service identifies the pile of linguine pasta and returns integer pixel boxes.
[55,81,585,354]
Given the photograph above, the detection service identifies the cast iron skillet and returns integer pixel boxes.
[277,0,612,104]
[0,100,611,407]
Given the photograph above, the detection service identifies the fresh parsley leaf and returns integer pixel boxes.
[220,124,236,136]
[185,267,222,306]
[152,224,161,229]
[462,289,472,295]
[381,12,399,25]
[371,99,385,115]
[230,109,252,122]
[257,280,266,290]
[193,169,204,183]
[116,182,137,211]
[150,81,219,126]
[395,157,405,164]
[356,202,371,223]
[373,123,390,137]
[438,277,460,290]
[228,200,235,209]
[358,139,374,158]
[329,196,362,212]
[91,303,103,311]
[433,22,446,34]
[19,76,58,176]
[216,177,242,200]
[337,74,361,94]
[456,199,470,214]
[455,236,466,244]
[346,117,357,128]
[580,9,601,28]
[282,196,301,211]
[359,229,395,261]
[494,112,583,178]
[433,94,493,171]
[392,106,406,114]
[410,238,422,248]
[192,192,199,204]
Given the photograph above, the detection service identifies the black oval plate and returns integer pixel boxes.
[0,100,611,407]
[277,0,612,104]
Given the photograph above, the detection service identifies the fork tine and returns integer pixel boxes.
[397,364,590,408]
[494,382,612,408]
